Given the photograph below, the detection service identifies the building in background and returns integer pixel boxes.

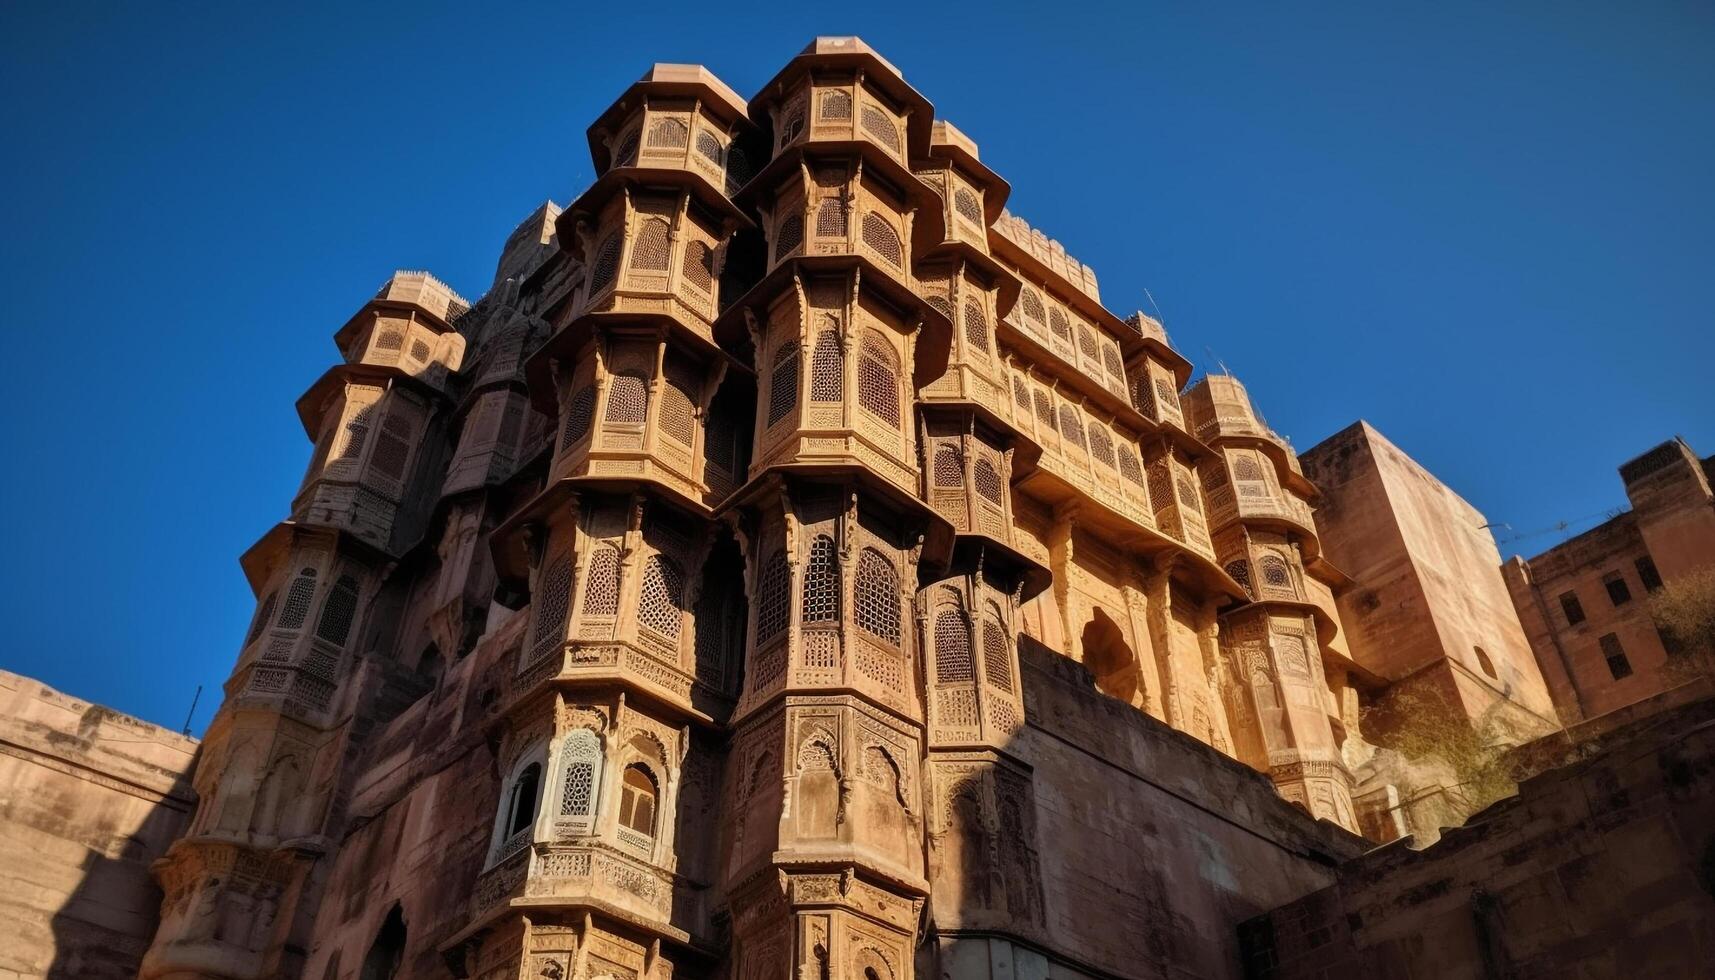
[1503,437,1715,724]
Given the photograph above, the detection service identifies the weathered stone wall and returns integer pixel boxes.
[0,670,198,979]
[1240,695,1715,979]
[923,641,1366,979]
[1301,422,1556,730]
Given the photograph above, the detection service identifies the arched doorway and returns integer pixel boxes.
[1083,608,1141,705]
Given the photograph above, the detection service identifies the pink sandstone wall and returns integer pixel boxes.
[0,670,198,979]
[1301,422,1556,730]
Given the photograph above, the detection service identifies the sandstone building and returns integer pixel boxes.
[12,37,1668,980]
[1503,437,1715,724]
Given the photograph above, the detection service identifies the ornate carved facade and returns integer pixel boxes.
[138,39,1574,980]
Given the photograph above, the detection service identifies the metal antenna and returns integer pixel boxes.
[1143,287,1166,325]
[181,685,202,736]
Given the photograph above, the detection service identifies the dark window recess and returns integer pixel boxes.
[1599,633,1632,680]
[1559,592,1586,626]
[1604,574,1632,606]
[1635,556,1664,592]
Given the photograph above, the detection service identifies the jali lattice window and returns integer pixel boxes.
[816,197,847,238]
[860,105,901,154]
[532,556,573,657]
[246,591,278,646]
[278,569,318,631]
[820,89,852,120]
[1225,559,1253,598]
[756,549,791,644]
[1119,447,1145,486]
[1058,405,1086,451]
[1033,390,1053,429]
[659,366,697,447]
[1022,289,1046,329]
[647,116,688,149]
[974,458,1003,504]
[855,548,901,646]
[612,130,640,169]
[935,609,973,683]
[1259,556,1292,591]
[605,371,647,425]
[314,574,360,646]
[801,535,838,625]
[633,218,671,271]
[1103,345,1123,382]
[861,212,902,268]
[954,188,983,226]
[561,386,596,448]
[858,333,900,428]
[558,728,601,823]
[695,130,723,166]
[1013,377,1030,411]
[639,554,684,641]
[775,214,804,261]
[337,405,374,462]
[374,329,403,352]
[1088,427,1116,469]
[1234,456,1263,482]
[582,547,620,617]
[767,343,800,428]
[963,301,988,355]
[811,329,843,402]
[682,240,714,292]
[1176,477,1200,511]
[1154,378,1179,413]
[1048,306,1070,340]
[933,444,963,488]
[590,234,622,293]
[1077,326,1099,360]
[982,610,1012,691]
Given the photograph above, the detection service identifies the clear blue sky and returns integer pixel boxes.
[3,2,1710,733]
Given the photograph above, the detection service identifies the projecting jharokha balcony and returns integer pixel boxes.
[467,844,700,944]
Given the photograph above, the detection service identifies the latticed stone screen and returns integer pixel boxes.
[854,549,901,646]
[755,550,791,643]
[639,554,684,641]
[858,334,900,427]
[532,557,573,656]
[935,609,973,683]
[800,536,837,624]
[582,548,620,616]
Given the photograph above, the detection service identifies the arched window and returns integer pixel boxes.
[935,609,973,683]
[246,591,278,646]
[1058,405,1086,451]
[1176,476,1201,512]
[558,729,601,824]
[855,549,901,646]
[767,342,800,427]
[778,104,806,146]
[1077,325,1100,360]
[647,116,688,148]
[860,105,901,153]
[695,130,723,165]
[858,332,900,427]
[1012,377,1030,411]
[1032,390,1054,429]
[590,234,622,293]
[661,357,699,448]
[933,443,963,488]
[861,212,902,267]
[801,535,838,625]
[963,301,988,355]
[1132,376,1157,420]
[277,568,318,631]
[311,573,358,646]
[582,547,620,617]
[1102,345,1124,383]
[1259,555,1292,592]
[954,188,983,226]
[974,458,1003,504]
[611,130,640,169]
[618,765,659,837]
[632,218,671,271]
[337,405,374,462]
[682,239,714,292]
[506,763,541,839]
[775,214,804,261]
[1225,559,1254,598]
[982,610,1013,691]
[1088,427,1115,469]
[816,197,847,238]
[820,89,852,120]
[724,145,752,191]
[605,370,647,424]
[561,386,596,448]
[1048,306,1070,340]
[810,329,843,402]
[638,553,685,641]
[1118,447,1145,487]
[1153,378,1179,413]
[1021,289,1046,330]
[359,905,406,980]
[756,549,791,644]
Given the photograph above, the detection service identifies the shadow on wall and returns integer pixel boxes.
[40,748,200,979]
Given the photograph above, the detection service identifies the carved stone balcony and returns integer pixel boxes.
[465,843,703,946]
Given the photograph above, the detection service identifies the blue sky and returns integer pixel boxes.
[2,2,1710,732]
